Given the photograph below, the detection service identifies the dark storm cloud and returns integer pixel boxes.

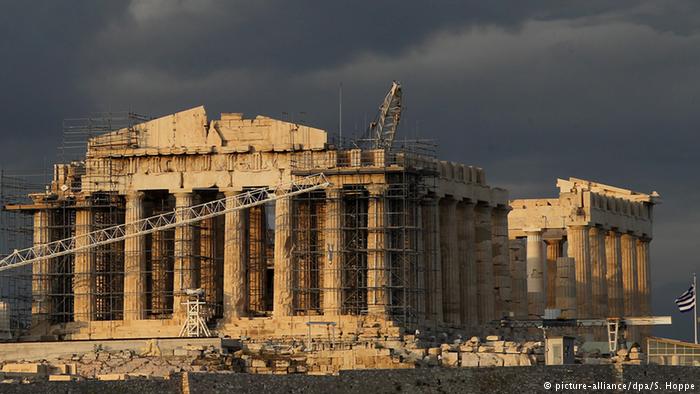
[1,0,700,339]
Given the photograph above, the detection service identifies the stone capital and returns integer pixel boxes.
[171,190,193,198]
[620,233,636,241]
[125,190,145,202]
[366,184,388,196]
[588,226,603,235]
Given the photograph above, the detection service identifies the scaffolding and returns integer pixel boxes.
[0,171,44,335]
[290,140,437,329]
[1,103,442,339]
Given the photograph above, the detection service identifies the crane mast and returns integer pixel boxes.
[369,81,402,150]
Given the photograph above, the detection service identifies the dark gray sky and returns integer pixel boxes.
[1,1,698,339]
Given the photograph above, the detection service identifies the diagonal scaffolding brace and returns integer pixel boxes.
[0,173,330,272]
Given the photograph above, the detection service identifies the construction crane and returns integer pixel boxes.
[0,173,330,273]
[369,80,402,150]
[497,316,672,354]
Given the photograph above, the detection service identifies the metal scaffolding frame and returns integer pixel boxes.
[289,141,437,329]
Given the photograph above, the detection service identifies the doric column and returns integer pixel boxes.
[509,239,528,319]
[74,206,95,322]
[589,227,608,318]
[199,210,217,308]
[459,201,477,327]
[124,191,146,321]
[367,184,388,315]
[439,197,460,325]
[475,203,495,324]
[322,187,343,316]
[567,225,591,318]
[525,229,545,318]
[421,198,443,324]
[294,200,312,312]
[248,205,267,312]
[621,233,639,317]
[545,239,562,310]
[555,257,577,318]
[31,209,51,329]
[223,190,247,322]
[173,191,196,318]
[636,237,651,316]
[491,206,510,320]
[150,225,170,316]
[273,190,294,317]
[605,230,624,316]
[415,202,426,322]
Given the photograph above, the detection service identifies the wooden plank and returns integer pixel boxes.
[623,316,672,325]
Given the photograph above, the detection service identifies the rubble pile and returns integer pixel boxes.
[0,343,236,382]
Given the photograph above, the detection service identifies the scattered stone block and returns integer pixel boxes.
[441,352,459,367]
[501,354,520,366]
[97,373,128,381]
[460,353,479,367]
[48,375,76,381]
[1,363,48,376]
[478,353,504,367]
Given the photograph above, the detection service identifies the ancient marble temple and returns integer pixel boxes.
[15,106,512,341]
[508,178,659,341]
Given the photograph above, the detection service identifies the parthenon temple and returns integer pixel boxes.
[2,106,658,343]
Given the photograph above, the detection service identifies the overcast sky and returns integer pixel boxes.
[1,1,698,339]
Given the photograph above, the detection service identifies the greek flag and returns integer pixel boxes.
[675,285,696,313]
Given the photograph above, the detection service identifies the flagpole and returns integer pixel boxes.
[694,272,698,344]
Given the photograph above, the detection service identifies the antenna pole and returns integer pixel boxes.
[338,82,343,149]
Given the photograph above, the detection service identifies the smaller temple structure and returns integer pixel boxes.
[508,177,660,341]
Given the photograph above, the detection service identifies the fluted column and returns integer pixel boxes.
[367,185,388,315]
[555,257,577,318]
[589,227,608,318]
[421,198,443,324]
[621,233,638,317]
[605,230,624,316]
[439,198,460,325]
[459,201,477,327]
[173,191,196,318]
[567,225,591,318]
[273,190,293,317]
[322,188,343,316]
[545,239,562,310]
[415,203,426,322]
[475,204,494,323]
[525,229,545,318]
[223,190,247,322]
[124,191,146,321]
[509,239,528,319]
[636,237,651,316]
[492,206,510,320]
[74,206,95,322]
[31,209,51,329]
